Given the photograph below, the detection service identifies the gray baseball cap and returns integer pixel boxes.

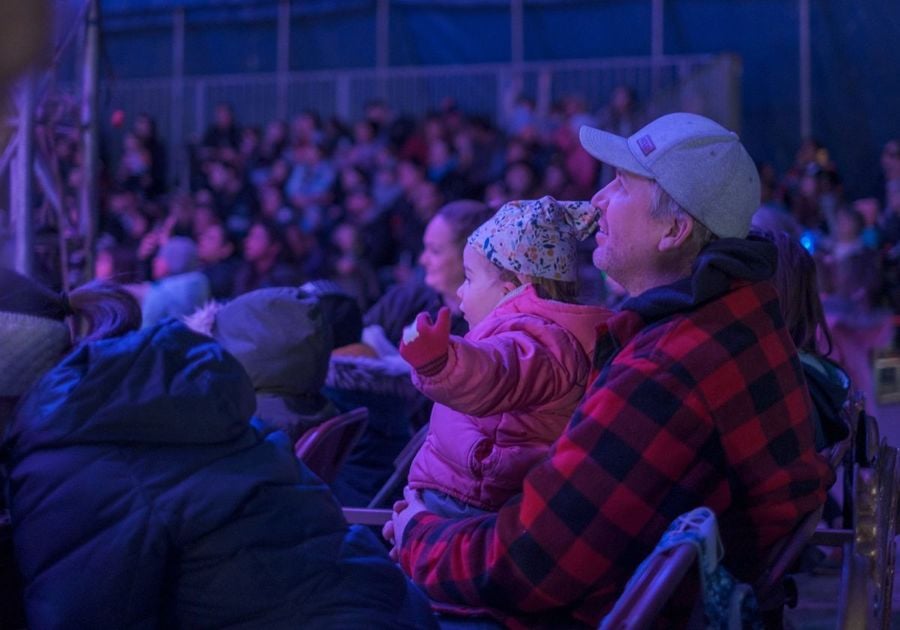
[579,113,760,239]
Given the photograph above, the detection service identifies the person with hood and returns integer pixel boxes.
[399,197,612,515]
[184,286,338,445]
[386,113,833,627]
[0,268,436,629]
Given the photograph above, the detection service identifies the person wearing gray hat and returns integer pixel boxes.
[386,113,831,627]
[183,287,338,444]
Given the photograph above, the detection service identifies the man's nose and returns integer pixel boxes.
[591,186,609,212]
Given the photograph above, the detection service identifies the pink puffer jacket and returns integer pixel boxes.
[407,284,611,510]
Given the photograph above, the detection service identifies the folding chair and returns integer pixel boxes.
[294,407,368,484]
[342,423,430,528]
[600,541,699,629]
[367,422,429,508]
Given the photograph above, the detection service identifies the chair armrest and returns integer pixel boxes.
[601,543,697,629]
[343,507,393,526]
[808,528,854,547]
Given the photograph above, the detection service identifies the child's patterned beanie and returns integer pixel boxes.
[467,196,597,282]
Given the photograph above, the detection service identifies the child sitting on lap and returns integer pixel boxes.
[400,196,611,515]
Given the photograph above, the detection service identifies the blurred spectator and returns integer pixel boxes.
[141,236,210,328]
[258,181,295,227]
[550,123,597,199]
[596,85,641,137]
[819,205,892,401]
[133,112,167,196]
[202,102,240,154]
[328,221,381,310]
[115,132,152,194]
[206,160,255,241]
[882,139,900,192]
[503,160,539,199]
[196,221,241,300]
[94,241,141,285]
[290,110,324,147]
[285,143,336,217]
[852,197,881,249]
[232,220,304,296]
[251,119,289,184]
[340,119,381,172]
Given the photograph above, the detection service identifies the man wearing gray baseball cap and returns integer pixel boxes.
[388,113,831,627]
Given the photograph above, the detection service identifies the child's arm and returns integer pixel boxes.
[401,309,585,417]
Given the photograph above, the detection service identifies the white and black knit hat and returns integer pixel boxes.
[0,268,71,397]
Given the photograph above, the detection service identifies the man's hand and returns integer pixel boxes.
[399,307,451,375]
[382,487,429,560]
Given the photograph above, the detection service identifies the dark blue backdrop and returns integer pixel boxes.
[96,0,900,199]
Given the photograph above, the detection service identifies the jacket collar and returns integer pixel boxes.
[594,236,776,367]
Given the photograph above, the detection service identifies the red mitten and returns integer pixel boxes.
[399,307,451,375]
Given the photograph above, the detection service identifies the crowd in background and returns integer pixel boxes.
[6,79,898,628]
[37,86,900,351]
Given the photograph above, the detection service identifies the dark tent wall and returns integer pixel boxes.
[96,0,900,199]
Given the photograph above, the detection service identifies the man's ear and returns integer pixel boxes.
[658,213,694,252]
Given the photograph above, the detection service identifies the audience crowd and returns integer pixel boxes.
[98,95,900,399]
[32,91,900,344]
[3,83,898,627]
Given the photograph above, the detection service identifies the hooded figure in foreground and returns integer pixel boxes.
[1,269,435,629]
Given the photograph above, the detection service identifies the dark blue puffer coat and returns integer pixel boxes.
[3,321,435,630]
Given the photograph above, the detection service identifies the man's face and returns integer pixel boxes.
[590,169,665,295]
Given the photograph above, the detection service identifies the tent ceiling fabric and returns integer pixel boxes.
[100,0,522,15]
[101,0,273,14]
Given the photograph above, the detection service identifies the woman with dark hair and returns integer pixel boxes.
[364,199,495,346]
[766,231,850,451]
[327,200,495,506]
[0,268,435,629]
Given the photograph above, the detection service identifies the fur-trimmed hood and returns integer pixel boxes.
[184,288,332,397]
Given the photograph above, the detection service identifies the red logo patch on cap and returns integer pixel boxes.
[637,135,656,156]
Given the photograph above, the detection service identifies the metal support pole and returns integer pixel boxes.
[11,75,35,277]
[171,7,185,189]
[375,0,390,99]
[651,0,664,101]
[79,0,100,278]
[799,0,811,139]
[510,0,524,71]
[276,0,290,120]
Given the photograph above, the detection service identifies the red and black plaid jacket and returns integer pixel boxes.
[399,239,833,627]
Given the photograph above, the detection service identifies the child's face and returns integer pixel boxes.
[457,245,515,328]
